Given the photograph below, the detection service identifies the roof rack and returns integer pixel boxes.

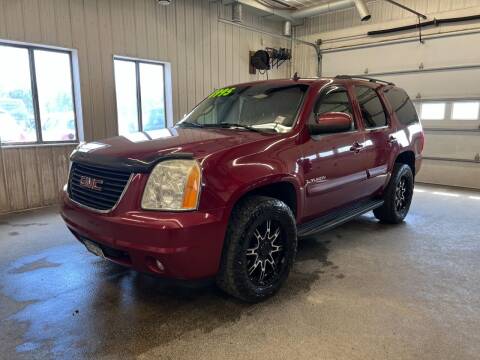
[335,75,395,86]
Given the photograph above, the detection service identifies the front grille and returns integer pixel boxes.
[68,162,131,211]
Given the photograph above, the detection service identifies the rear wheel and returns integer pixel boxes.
[373,163,414,224]
[216,196,297,302]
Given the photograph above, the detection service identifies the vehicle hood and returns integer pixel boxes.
[72,127,275,171]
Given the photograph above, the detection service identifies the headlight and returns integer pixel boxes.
[141,159,201,211]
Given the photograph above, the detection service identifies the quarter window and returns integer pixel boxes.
[383,87,419,125]
[114,58,167,136]
[355,86,388,128]
[0,44,77,145]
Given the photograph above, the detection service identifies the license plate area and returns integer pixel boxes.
[83,240,105,258]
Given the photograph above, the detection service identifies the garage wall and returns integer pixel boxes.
[0,0,290,214]
[292,1,480,189]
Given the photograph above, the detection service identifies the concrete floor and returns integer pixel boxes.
[1,184,479,360]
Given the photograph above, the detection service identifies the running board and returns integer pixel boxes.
[297,199,384,237]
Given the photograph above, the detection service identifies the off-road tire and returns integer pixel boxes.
[374,163,414,224]
[216,196,297,302]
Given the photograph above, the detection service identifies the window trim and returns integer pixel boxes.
[0,40,81,147]
[113,55,173,135]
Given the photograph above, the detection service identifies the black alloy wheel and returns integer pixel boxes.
[373,163,414,224]
[216,196,297,302]
[245,220,287,287]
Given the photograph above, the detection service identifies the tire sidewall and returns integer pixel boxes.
[232,199,297,301]
[390,164,414,221]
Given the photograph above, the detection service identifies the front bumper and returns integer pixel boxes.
[61,191,229,280]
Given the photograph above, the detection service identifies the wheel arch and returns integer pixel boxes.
[395,150,416,176]
[228,176,302,222]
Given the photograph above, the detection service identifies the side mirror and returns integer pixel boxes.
[309,112,352,135]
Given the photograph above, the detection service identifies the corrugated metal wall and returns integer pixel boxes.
[0,0,290,213]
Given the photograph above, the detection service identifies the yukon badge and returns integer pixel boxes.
[306,176,327,185]
[79,176,104,191]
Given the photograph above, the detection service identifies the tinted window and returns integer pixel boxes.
[384,87,419,125]
[311,87,355,130]
[355,86,388,128]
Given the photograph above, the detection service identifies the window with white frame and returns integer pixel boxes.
[419,102,446,120]
[0,43,78,145]
[114,57,168,136]
[451,101,480,120]
[416,100,480,122]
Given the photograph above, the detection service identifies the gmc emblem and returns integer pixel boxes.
[79,176,103,191]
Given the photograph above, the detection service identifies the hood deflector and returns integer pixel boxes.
[70,150,194,174]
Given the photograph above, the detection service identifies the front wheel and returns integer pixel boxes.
[374,163,414,224]
[216,196,297,302]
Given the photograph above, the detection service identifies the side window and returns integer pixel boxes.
[355,86,388,128]
[310,86,355,131]
[383,87,419,125]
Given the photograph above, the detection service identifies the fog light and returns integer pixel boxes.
[155,259,165,272]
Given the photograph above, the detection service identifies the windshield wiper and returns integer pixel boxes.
[205,122,264,133]
[177,121,204,128]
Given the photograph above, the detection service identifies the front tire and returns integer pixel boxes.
[374,163,414,224]
[216,196,297,302]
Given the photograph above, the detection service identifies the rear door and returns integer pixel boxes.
[353,84,396,194]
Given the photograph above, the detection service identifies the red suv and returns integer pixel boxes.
[61,76,424,302]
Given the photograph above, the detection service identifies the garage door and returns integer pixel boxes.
[321,31,480,189]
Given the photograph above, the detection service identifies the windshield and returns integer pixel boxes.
[177,83,309,133]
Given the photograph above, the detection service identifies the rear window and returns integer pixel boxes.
[383,88,419,125]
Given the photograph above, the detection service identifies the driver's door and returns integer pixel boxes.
[301,85,370,221]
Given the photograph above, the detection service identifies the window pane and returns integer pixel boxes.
[420,103,445,120]
[0,45,37,143]
[139,63,166,131]
[114,60,139,135]
[315,88,353,116]
[451,102,479,120]
[355,86,388,128]
[383,88,419,125]
[312,87,355,131]
[34,50,76,142]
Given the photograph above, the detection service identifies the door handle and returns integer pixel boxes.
[350,142,364,153]
[388,136,398,144]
